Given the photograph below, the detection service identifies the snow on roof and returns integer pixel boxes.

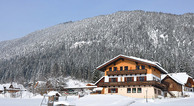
[47,91,61,96]
[162,72,192,85]
[93,87,103,91]
[96,54,168,74]
[94,76,105,85]
[65,78,87,88]
[170,72,192,84]
[161,74,184,85]
[0,83,25,90]
[86,83,95,86]
[0,84,9,90]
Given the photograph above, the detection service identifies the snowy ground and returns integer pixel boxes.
[0,97,42,106]
[76,95,135,106]
[1,81,194,106]
[131,92,194,106]
[1,92,194,106]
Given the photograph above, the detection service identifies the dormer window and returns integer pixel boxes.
[141,65,145,69]
[124,66,128,70]
[114,67,117,71]
[109,67,112,71]
[120,66,123,71]
[136,65,140,70]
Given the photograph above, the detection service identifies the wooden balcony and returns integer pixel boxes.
[106,69,147,76]
[98,81,167,90]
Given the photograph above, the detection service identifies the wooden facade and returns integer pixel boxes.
[96,77,104,87]
[97,81,166,90]
[95,55,168,98]
[94,55,194,98]
[185,77,194,88]
[161,75,182,92]
[106,69,147,76]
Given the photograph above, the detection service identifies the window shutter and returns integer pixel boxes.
[132,77,134,81]
[144,76,147,81]
[116,78,118,82]
[116,88,118,93]
[108,88,111,93]
[124,77,126,82]
[109,78,111,82]
[137,77,139,81]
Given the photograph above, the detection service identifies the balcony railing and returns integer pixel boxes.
[97,81,167,90]
[106,69,147,76]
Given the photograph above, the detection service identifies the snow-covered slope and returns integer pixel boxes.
[0,10,194,83]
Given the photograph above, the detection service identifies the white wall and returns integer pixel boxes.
[106,74,160,82]
[147,74,160,81]
[104,76,109,82]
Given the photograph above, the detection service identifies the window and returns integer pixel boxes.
[120,66,123,71]
[126,77,134,82]
[188,83,191,87]
[114,67,117,71]
[158,90,161,95]
[110,78,117,82]
[141,65,145,69]
[136,65,140,70]
[138,76,146,81]
[109,67,112,71]
[132,88,136,93]
[127,88,131,93]
[124,66,128,70]
[108,88,118,93]
[111,88,117,93]
[154,89,157,94]
[137,88,142,93]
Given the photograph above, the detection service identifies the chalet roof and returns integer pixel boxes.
[86,83,95,86]
[161,72,193,85]
[0,83,24,90]
[96,54,168,74]
[47,91,61,96]
[161,74,183,85]
[94,76,105,85]
[93,87,103,91]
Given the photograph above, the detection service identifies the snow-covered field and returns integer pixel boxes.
[1,82,194,106]
[0,92,194,106]
[0,96,42,106]
[131,92,194,106]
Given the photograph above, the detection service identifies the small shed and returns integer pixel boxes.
[47,91,61,106]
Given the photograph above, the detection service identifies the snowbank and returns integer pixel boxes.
[76,94,135,106]
[131,92,194,106]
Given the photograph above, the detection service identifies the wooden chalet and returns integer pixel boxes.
[161,75,183,97]
[161,72,194,97]
[95,54,168,98]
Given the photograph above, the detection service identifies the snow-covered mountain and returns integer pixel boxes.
[0,10,194,83]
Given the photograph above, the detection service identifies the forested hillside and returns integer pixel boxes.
[0,10,194,83]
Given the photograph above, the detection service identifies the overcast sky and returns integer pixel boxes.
[0,0,194,41]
